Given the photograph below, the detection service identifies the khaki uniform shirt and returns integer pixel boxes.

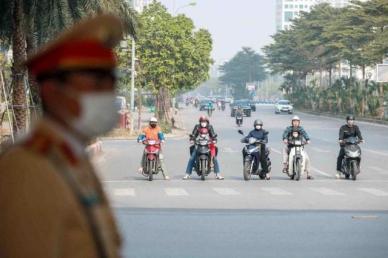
[0,119,121,258]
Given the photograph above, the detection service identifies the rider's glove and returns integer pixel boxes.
[283,139,288,144]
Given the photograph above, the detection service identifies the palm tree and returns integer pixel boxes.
[0,0,137,136]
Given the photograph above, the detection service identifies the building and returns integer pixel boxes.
[127,0,151,13]
[276,0,350,31]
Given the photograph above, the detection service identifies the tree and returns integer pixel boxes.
[219,47,266,99]
[0,0,137,135]
[118,1,212,125]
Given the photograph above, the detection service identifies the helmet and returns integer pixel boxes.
[291,115,300,121]
[254,119,263,126]
[346,115,355,121]
[199,115,209,123]
[150,117,158,123]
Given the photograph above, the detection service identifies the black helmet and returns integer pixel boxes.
[346,115,355,121]
[254,119,263,127]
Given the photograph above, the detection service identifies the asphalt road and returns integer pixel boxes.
[95,104,388,258]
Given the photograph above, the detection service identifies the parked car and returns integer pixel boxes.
[275,99,293,114]
[230,99,252,117]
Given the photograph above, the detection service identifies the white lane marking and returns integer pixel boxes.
[310,147,330,153]
[261,187,292,195]
[369,166,386,174]
[165,188,189,196]
[113,188,135,196]
[271,148,281,155]
[222,147,239,153]
[358,188,388,197]
[364,149,388,157]
[311,166,333,178]
[213,188,240,196]
[310,187,345,196]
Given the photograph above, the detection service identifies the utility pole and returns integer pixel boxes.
[130,37,136,132]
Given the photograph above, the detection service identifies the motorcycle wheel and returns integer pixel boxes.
[243,160,252,181]
[200,159,207,181]
[294,159,301,181]
[350,160,358,181]
[148,160,154,181]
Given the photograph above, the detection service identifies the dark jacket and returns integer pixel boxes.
[282,126,310,141]
[339,124,363,142]
[190,124,217,140]
[244,129,268,144]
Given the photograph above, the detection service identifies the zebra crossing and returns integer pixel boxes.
[104,186,388,198]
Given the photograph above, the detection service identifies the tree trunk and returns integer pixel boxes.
[329,66,332,87]
[362,65,366,80]
[378,82,384,119]
[11,0,27,136]
[155,86,171,125]
[137,85,142,130]
[26,32,42,123]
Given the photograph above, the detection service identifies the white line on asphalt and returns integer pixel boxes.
[271,148,281,155]
[113,188,135,196]
[311,166,333,178]
[261,187,292,195]
[213,188,240,196]
[358,188,388,197]
[165,188,189,196]
[364,149,388,157]
[369,166,386,174]
[310,147,330,153]
[309,187,345,196]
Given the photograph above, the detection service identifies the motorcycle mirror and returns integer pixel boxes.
[238,130,244,135]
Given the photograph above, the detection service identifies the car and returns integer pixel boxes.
[199,99,215,111]
[230,99,252,117]
[275,99,293,114]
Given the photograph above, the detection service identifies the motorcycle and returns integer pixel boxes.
[207,107,213,117]
[142,139,162,181]
[191,132,217,181]
[221,103,226,111]
[286,131,308,181]
[238,130,271,180]
[341,137,361,180]
[235,113,243,127]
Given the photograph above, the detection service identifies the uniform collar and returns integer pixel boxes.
[40,118,87,158]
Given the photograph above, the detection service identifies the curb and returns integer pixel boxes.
[86,140,103,157]
[297,109,388,126]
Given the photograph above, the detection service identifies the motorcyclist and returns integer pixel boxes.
[336,115,364,179]
[137,117,169,180]
[183,116,224,180]
[235,105,244,117]
[282,115,313,179]
[242,119,271,179]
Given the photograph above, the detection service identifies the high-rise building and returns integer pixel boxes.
[276,0,350,31]
[127,0,151,13]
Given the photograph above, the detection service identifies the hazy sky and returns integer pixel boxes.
[158,0,277,64]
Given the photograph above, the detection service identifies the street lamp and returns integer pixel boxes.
[173,1,196,14]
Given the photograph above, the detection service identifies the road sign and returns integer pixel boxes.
[376,64,388,82]
[246,83,256,91]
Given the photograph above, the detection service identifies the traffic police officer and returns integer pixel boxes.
[0,15,125,258]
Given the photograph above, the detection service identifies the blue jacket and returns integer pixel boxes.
[282,126,310,141]
[244,129,268,144]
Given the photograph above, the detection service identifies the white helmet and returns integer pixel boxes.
[291,115,300,121]
[150,117,158,123]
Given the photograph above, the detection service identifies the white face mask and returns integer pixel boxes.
[70,92,118,139]
[200,122,207,128]
[255,125,262,130]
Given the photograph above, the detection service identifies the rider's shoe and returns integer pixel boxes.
[265,174,271,180]
[335,171,341,179]
[307,175,314,180]
[182,174,191,180]
[138,167,143,174]
[282,164,288,174]
[164,175,170,180]
[215,173,224,180]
